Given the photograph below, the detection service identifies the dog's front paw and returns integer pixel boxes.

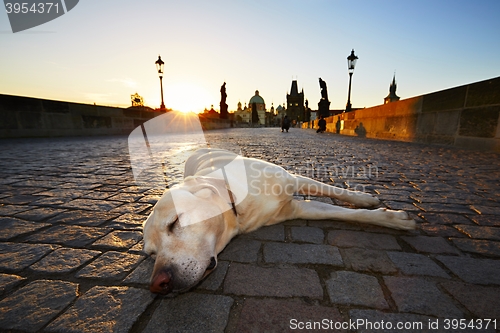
[377,208,416,230]
[351,192,380,208]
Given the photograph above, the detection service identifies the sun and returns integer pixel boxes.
[163,82,216,113]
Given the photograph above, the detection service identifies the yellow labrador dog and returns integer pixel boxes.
[143,148,415,294]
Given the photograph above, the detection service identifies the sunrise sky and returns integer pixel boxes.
[1,0,499,113]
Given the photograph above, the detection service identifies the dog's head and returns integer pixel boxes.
[142,177,237,295]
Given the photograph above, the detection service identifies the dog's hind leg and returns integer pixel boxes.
[293,175,380,208]
[289,199,416,230]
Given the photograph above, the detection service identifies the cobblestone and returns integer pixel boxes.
[239,224,285,241]
[46,286,154,333]
[217,238,261,263]
[327,230,402,250]
[263,242,343,265]
[349,310,435,333]
[384,276,463,318]
[0,273,25,296]
[401,235,461,255]
[0,129,499,332]
[387,251,450,278]
[29,248,101,274]
[47,211,120,227]
[341,247,398,274]
[436,256,500,285]
[326,271,389,309]
[454,224,500,241]
[144,293,233,333]
[290,226,325,243]
[236,298,344,333]
[91,230,142,250]
[440,281,500,320]
[75,251,144,280]
[0,217,50,240]
[224,263,323,298]
[24,224,111,247]
[0,243,58,272]
[0,280,77,332]
[451,238,500,257]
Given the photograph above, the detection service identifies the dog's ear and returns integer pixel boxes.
[184,177,236,204]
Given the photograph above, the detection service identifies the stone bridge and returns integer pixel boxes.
[0,128,499,332]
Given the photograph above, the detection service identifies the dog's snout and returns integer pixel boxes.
[150,269,173,295]
[207,257,217,270]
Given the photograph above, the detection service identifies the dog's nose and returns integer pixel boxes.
[207,257,217,270]
[150,269,173,294]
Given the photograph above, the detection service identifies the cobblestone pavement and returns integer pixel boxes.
[0,128,499,333]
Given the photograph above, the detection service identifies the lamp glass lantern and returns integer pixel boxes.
[155,56,164,78]
[345,49,358,112]
[347,49,358,74]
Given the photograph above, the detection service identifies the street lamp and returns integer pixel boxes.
[155,55,165,110]
[346,49,358,112]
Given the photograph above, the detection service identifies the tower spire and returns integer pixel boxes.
[384,72,400,104]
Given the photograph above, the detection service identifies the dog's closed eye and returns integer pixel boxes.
[168,216,179,233]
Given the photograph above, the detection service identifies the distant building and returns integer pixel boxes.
[201,105,219,118]
[234,90,268,125]
[286,80,305,122]
[384,74,400,104]
[249,90,266,125]
[233,101,251,124]
[276,104,286,118]
[268,103,275,126]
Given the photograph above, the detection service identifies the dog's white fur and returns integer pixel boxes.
[143,148,415,294]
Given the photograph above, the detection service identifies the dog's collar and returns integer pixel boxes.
[230,202,238,216]
[226,188,237,216]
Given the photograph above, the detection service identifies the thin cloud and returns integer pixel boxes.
[108,78,138,88]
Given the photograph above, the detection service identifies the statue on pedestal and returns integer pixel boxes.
[318,78,331,118]
[219,82,228,119]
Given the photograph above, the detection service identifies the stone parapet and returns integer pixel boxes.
[304,76,500,151]
[0,94,231,138]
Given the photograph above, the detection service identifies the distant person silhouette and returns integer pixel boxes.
[335,117,341,133]
[317,116,326,133]
[281,116,290,132]
[355,122,367,137]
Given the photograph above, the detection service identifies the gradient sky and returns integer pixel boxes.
[1,0,500,113]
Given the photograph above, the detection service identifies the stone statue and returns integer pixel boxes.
[219,82,228,119]
[318,78,331,118]
[220,82,227,103]
[319,78,328,101]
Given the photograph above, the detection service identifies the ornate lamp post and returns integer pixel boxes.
[155,55,165,110]
[346,49,358,112]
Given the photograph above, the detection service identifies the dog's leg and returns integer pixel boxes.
[294,175,380,208]
[289,199,416,230]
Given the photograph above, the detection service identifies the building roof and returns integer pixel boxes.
[384,74,400,103]
[249,90,265,105]
[289,80,299,96]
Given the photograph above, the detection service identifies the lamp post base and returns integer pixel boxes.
[346,102,352,113]
[346,72,353,112]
